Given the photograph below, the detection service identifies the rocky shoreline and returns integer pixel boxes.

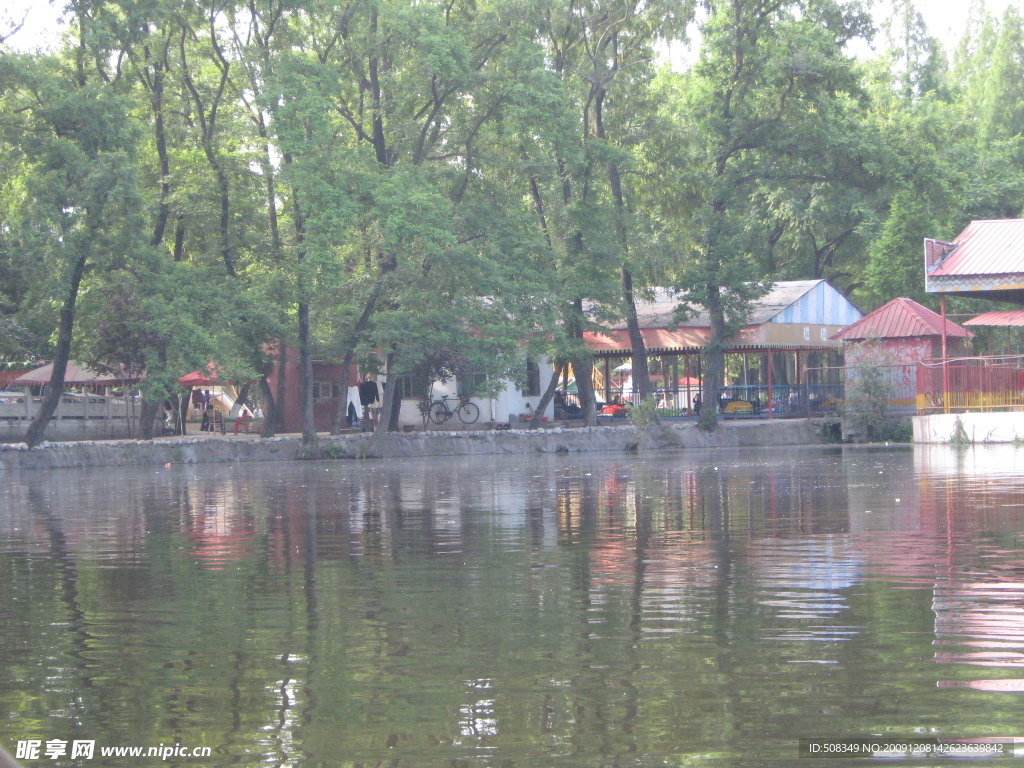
[0,419,823,471]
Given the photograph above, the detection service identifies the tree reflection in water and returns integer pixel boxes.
[1,446,1024,766]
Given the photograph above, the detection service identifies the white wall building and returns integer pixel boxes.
[381,357,557,428]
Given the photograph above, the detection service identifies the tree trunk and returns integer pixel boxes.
[374,354,397,436]
[176,392,187,435]
[698,283,726,432]
[24,253,88,448]
[372,351,401,440]
[570,298,598,426]
[594,82,656,406]
[529,362,563,429]
[259,375,277,438]
[139,399,161,440]
[274,346,287,433]
[328,273,393,433]
[575,355,599,427]
[148,42,173,250]
[298,300,318,448]
[139,344,169,440]
[621,266,655,403]
[387,391,402,431]
[234,382,251,411]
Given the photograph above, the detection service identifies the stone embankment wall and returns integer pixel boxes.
[0,419,821,471]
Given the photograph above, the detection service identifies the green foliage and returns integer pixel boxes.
[950,415,972,446]
[862,189,940,307]
[648,0,870,429]
[842,345,906,443]
[4,0,1024,435]
[626,395,660,431]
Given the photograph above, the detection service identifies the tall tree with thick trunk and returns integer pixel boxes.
[0,53,143,447]
[508,0,692,424]
[649,0,869,430]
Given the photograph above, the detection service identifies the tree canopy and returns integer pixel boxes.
[2,0,1022,441]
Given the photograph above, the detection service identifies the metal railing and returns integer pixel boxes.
[806,364,918,417]
[556,383,846,420]
[916,355,1024,413]
[561,356,1024,421]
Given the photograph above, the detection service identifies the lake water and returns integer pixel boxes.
[2,445,1024,767]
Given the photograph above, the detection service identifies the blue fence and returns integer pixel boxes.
[554,383,845,420]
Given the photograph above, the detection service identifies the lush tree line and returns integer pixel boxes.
[1,0,1023,445]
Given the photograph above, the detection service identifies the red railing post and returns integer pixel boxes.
[940,294,950,414]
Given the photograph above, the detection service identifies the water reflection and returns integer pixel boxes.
[1,445,1024,766]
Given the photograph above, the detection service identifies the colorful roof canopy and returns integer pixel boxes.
[832,297,972,341]
[925,220,1024,303]
[588,280,863,354]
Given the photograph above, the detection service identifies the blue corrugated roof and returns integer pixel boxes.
[769,280,861,326]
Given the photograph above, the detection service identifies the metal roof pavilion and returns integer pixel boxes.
[963,310,1024,327]
[833,297,972,341]
[925,219,1024,304]
[588,280,862,354]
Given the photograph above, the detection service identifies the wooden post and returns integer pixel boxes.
[767,351,774,419]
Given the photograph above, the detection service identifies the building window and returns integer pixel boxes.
[393,371,430,400]
[459,369,487,398]
[522,360,541,397]
[311,381,336,402]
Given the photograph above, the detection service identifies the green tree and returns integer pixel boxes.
[504,0,693,426]
[650,0,870,431]
[862,188,941,306]
[0,52,145,446]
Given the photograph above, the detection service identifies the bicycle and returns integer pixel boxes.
[428,394,480,425]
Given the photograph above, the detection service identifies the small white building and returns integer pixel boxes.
[382,357,557,428]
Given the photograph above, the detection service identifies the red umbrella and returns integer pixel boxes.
[177,363,225,387]
[177,363,255,387]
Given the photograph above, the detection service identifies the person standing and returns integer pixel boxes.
[358,378,379,431]
[200,390,213,432]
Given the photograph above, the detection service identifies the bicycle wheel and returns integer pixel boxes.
[457,401,480,424]
[429,401,450,424]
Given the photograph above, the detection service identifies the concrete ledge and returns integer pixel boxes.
[0,419,822,471]
[914,412,1024,443]
[0,419,132,441]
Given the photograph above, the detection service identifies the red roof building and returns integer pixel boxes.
[833,297,972,367]
[920,221,1024,420]
[834,297,972,342]
[925,219,1024,304]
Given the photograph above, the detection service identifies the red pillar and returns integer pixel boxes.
[941,293,950,414]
